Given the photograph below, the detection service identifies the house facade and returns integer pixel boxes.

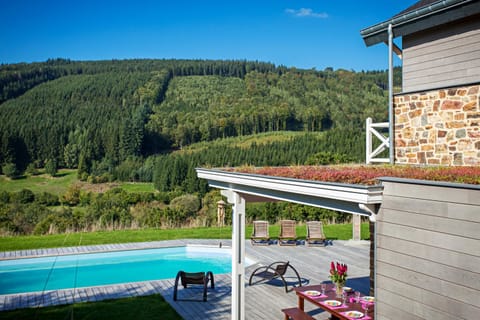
[361,0,480,166]
[361,1,480,319]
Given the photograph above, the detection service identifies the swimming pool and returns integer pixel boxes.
[0,246,250,295]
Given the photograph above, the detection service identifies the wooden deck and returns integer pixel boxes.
[0,239,371,319]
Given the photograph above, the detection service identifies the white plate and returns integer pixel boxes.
[343,286,353,292]
[304,290,321,296]
[323,300,342,307]
[361,296,375,302]
[344,311,364,318]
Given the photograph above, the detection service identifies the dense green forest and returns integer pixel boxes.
[0,59,396,172]
[0,59,398,235]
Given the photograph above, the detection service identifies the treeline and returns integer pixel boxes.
[0,58,278,104]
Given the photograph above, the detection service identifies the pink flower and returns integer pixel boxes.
[329,261,348,284]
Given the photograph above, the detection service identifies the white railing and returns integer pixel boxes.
[366,117,390,164]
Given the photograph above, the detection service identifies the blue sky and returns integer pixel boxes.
[0,1,414,71]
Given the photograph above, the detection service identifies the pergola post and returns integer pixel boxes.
[352,213,361,241]
[221,190,246,320]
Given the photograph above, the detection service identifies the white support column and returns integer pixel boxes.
[221,190,246,320]
[352,214,361,241]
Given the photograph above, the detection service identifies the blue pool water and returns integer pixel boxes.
[0,246,243,295]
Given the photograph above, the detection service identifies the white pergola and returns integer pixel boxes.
[196,168,384,320]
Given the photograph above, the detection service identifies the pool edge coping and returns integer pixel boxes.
[0,239,234,261]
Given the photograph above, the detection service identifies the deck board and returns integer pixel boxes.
[0,239,370,319]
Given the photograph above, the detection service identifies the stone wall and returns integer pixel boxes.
[394,83,480,165]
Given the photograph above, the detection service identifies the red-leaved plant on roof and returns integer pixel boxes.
[229,165,480,185]
[330,261,348,285]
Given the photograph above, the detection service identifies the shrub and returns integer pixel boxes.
[2,163,18,179]
[114,157,143,182]
[130,202,165,228]
[78,171,89,181]
[306,152,355,165]
[45,159,58,177]
[62,184,82,206]
[72,208,87,230]
[25,163,39,176]
[35,192,60,206]
[6,203,50,234]
[98,206,132,229]
[169,194,200,216]
[33,208,74,235]
[12,189,35,204]
[0,191,10,204]
[79,191,92,206]
[139,192,156,203]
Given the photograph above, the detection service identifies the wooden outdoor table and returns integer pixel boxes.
[293,284,374,320]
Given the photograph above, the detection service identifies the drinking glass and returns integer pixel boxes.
[320,283,326,295]
[362,302,370,317]
[342,291,348,305]
[355,291,361,303]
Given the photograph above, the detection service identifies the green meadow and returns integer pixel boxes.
[0,170,78,196]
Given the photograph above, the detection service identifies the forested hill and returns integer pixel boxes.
[0,58,396,183]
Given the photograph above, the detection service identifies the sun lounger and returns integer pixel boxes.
[248,261,302,292]
[251,220,270,245]
[306,221,327,246]
[278,220,297,246]
[173,271,215,302]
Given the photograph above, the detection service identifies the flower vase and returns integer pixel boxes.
[335,282,344,297]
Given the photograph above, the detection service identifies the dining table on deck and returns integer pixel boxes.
[293,283,374,320]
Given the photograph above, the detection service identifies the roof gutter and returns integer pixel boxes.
[360,0,475,46]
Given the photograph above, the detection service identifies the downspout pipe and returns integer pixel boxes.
[388,24,394,165]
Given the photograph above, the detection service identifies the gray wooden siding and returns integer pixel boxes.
[402,16,480,92]
[376,180,480,320]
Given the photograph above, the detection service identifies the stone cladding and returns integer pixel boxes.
[394,84,480,165]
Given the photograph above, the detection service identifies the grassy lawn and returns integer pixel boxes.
[0,170,77,196]
[0,170,157,196]
[118,182,157,193]
[0,223,370,252]
[0,294,181,320]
